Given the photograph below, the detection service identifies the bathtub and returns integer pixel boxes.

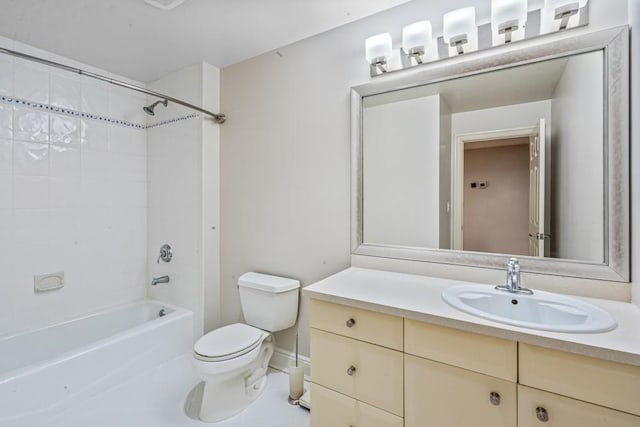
[0,300,193,424]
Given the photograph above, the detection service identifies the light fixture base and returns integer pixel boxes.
[498,20,520,43]
[554,3,580,30]
[369,57,388,77]
[449,35,468,55]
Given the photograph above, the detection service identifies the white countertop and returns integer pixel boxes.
[303,267,640,366]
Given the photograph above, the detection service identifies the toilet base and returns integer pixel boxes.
[198,339,274,422]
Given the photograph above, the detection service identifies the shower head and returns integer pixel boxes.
[143,99,168,116]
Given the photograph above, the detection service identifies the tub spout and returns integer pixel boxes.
[151,275,170,286]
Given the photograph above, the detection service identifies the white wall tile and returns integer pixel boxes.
[0,54,12,97]
[13,58,49,104]
[81,76,110,116]
[0,174,11,208]
[81,150,112,179]
[109,126,146,156]
[12,241,51,294]
[50,145,81,177]
[50,73,81,110]
[49,177,81,208]
[80,179,112,207]
[0,104,12,139]
[0,138,12,174]
[78,206,112,241]
[13,175,49,209]
[13,107,49,143]
[50,114,80,146]
[112,154,146,182]
[49,208,80,241]
[14,208,51,243]
[0,39,148,337]
[13,141,49,176]
[80,120,108,151]
[113,181,147,207]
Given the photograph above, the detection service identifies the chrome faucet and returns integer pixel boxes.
[151,275,170,286]
[495,258,533,295]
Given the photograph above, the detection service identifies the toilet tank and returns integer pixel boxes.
[238,272,300,332]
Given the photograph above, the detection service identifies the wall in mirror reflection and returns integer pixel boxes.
[362,50,604,263]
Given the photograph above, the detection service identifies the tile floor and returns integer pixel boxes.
[18,354,310,427]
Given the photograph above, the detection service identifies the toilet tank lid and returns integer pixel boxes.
[238,272,300,293]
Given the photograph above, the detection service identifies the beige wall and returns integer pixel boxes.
[219,0,631,357]
[463,143,529,256]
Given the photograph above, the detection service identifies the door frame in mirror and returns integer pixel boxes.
[351,26,629,282]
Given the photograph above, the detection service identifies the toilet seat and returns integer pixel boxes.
[194,323,265,362]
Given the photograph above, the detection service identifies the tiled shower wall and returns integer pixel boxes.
[0,37,148,336]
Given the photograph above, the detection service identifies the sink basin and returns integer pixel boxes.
[442,285,617,333]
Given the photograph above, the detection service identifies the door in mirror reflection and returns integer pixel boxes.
[362,50,603,263]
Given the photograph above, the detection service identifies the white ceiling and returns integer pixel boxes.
[0,0,417,82]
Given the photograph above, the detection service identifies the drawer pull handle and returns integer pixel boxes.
[346,318,356,328]
[347,365,357,376]
[536,407,549,422]
[489,392,501,406]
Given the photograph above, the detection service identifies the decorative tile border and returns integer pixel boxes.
[146,113,200,129]
[0,95,200,130]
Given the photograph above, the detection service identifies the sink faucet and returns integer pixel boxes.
[495,258,533,295]
[151,275,170,286]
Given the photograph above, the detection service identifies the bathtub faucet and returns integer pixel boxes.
[151,275,170,286]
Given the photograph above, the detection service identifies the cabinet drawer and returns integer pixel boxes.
[405,354,516,427]
[519,343,640,416]
[310,328,404,416]
[518,386,640,427]
[310,299,403,350]
[405,319,517,381]
[311,383,404,427]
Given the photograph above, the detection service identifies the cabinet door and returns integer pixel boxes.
[405,354,516,427]
[518,386,640,427]
[311,383,404,427]
[311,328,404,416]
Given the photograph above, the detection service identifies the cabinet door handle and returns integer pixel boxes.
[536,407,549,422]
[347,365,357,376]
[489,391,501,406]
[346,318,356,328]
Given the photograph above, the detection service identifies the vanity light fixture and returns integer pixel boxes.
[545,0,588,31]
[491,0,528,45]
[365,33,393,76]
[443,7,477,55]
[402,20,433,65]
[362,2,588,77]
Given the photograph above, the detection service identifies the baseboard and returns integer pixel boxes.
[269,347,311,381]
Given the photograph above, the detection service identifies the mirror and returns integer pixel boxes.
[351,27,629,282]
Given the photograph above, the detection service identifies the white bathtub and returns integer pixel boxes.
[0,300,193,425]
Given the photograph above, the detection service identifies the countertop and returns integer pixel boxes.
[302,267,640,366]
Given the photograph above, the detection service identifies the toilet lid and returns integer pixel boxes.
[194,323,264,359]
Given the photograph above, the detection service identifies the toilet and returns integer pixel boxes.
[193,272,300,422]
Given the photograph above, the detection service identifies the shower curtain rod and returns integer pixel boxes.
[0,47,226,124]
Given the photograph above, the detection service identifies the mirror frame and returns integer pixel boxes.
[351,26,629,282]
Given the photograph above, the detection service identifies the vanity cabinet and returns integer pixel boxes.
[405,355,517,427]
[310,299,404,426]
[311,383,403,427]
[517,386,640,427]
[309,299,640,427]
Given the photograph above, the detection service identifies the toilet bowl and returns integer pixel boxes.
[193,272,300,422]
[194,323,274,422]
